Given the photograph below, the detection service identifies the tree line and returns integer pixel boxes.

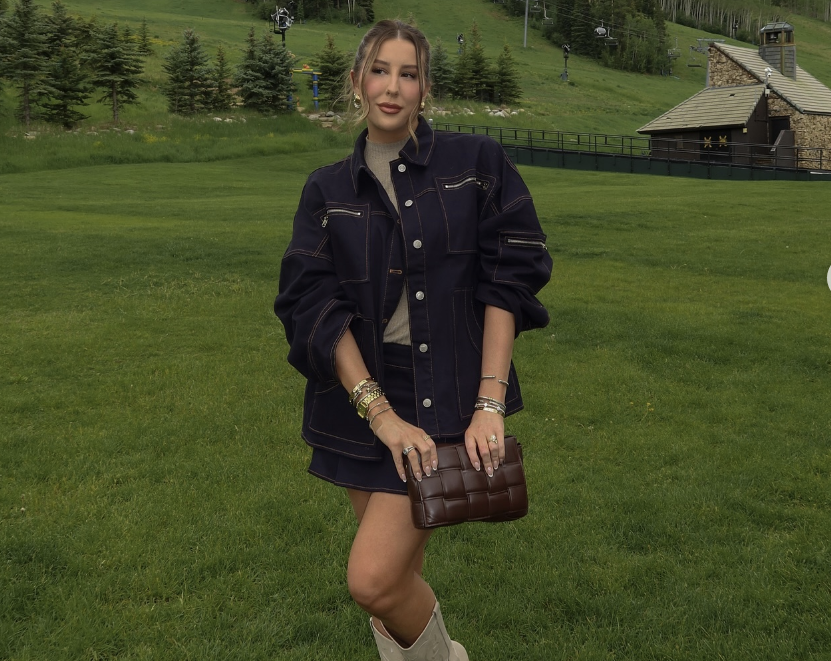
[0,0,147,127]
[495,0,669,74]
[162,27,295,116]
[0,0,299,129]
[660,0,831,42]
[310,21,523,111]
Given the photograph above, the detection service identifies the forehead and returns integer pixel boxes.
[373,37,418,66]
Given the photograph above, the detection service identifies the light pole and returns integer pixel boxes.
[524,0,529,48]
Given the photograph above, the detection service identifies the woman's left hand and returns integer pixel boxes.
[464,410,505,477]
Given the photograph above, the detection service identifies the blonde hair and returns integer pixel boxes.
[343,19,431,144]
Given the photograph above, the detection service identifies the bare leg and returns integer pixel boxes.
[346,490,435,645]
[348,489,429,576]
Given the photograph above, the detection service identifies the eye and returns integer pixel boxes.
[402,71,416,79]
[371,67,386,75]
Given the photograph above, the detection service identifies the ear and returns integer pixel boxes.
[350,70,360,96]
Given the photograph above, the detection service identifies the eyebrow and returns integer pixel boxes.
[373,59,418,69]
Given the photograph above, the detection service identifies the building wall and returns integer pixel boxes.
[768,96,831,169]
[708,49,758,87]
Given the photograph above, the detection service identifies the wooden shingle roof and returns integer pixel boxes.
[715,43,831,115]
[638,85,764,134]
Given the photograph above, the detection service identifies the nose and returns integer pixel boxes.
[386,74,399,96]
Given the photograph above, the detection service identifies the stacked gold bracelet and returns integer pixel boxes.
[474,395,506,417]
[350,377,394,426]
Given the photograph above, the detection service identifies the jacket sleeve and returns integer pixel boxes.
[274,179,356,383]
[474,138,552,334]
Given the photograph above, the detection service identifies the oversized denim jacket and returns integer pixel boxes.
[275,119,552,460]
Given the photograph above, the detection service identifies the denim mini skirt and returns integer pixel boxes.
[307,343,462,495]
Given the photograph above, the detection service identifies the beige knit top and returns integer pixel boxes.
[364,137,411,345]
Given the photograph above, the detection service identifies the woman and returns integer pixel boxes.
[275,19,552,660]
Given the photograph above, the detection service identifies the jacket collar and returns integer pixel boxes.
[350,117,437,194]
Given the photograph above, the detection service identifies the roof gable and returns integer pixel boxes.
[638,85,764,134]
[714,43,831,115]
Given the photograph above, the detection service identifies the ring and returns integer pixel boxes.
[422,435,431,442]
[488,435,498,444]
[402,446,416,456]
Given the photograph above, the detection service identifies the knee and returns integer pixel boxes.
[347,562,404,615]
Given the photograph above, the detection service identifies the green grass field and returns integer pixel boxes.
[2,0,831,658]
[2,116,830,658]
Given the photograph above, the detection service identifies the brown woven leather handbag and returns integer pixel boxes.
[405,436,528,529]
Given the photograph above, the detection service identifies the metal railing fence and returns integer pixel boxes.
[431,122,828,171]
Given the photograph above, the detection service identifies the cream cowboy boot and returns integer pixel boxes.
[371,617,405,661]
[371,603,468,661]
[400,602,469,661]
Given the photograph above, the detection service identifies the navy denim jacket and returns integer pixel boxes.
[275,119,552,460]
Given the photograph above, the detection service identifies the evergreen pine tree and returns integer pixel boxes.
[430,37,454,102]
[310,33,349,111]
[452,40,473,101]
[494,43,522,105]
[39,1,91,128]
[0,0,48,126]
[138,17,152,56]
[234,31,295,113]
[163,28,213,115]
[210,43,234,111]
[40,45,91,127]
[88,22,143,123]
[44,0,78,52]
[465,21,493,102]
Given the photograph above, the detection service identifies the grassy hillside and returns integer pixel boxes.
[3,0,829,139]
[2,144,830,661]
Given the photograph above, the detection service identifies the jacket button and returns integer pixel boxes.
[398,164,407,173]
[419,343,428,353]
[404,200,413,207]
[413,239,422,249]
[415,291,425,301]
[422,398,432,408]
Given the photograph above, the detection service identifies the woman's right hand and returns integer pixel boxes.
[370,411,437,483]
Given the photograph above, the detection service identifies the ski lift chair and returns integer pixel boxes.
[687,45,703,67]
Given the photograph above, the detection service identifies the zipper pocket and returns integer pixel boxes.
[443,177,489,191]
[322,208,362,227]
[506,237,547,250]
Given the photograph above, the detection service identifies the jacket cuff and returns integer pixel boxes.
[474,283,550,335]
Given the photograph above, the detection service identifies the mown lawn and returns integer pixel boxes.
[1,123,830,659]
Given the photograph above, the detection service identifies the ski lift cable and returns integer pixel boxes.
[545,4,655,40]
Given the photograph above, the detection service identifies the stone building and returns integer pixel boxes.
[638,23,831,170]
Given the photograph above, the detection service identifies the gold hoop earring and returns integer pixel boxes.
[420,100,425,112]
[353,94,361,110]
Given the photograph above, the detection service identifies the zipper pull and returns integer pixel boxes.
[321,215,328,228]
